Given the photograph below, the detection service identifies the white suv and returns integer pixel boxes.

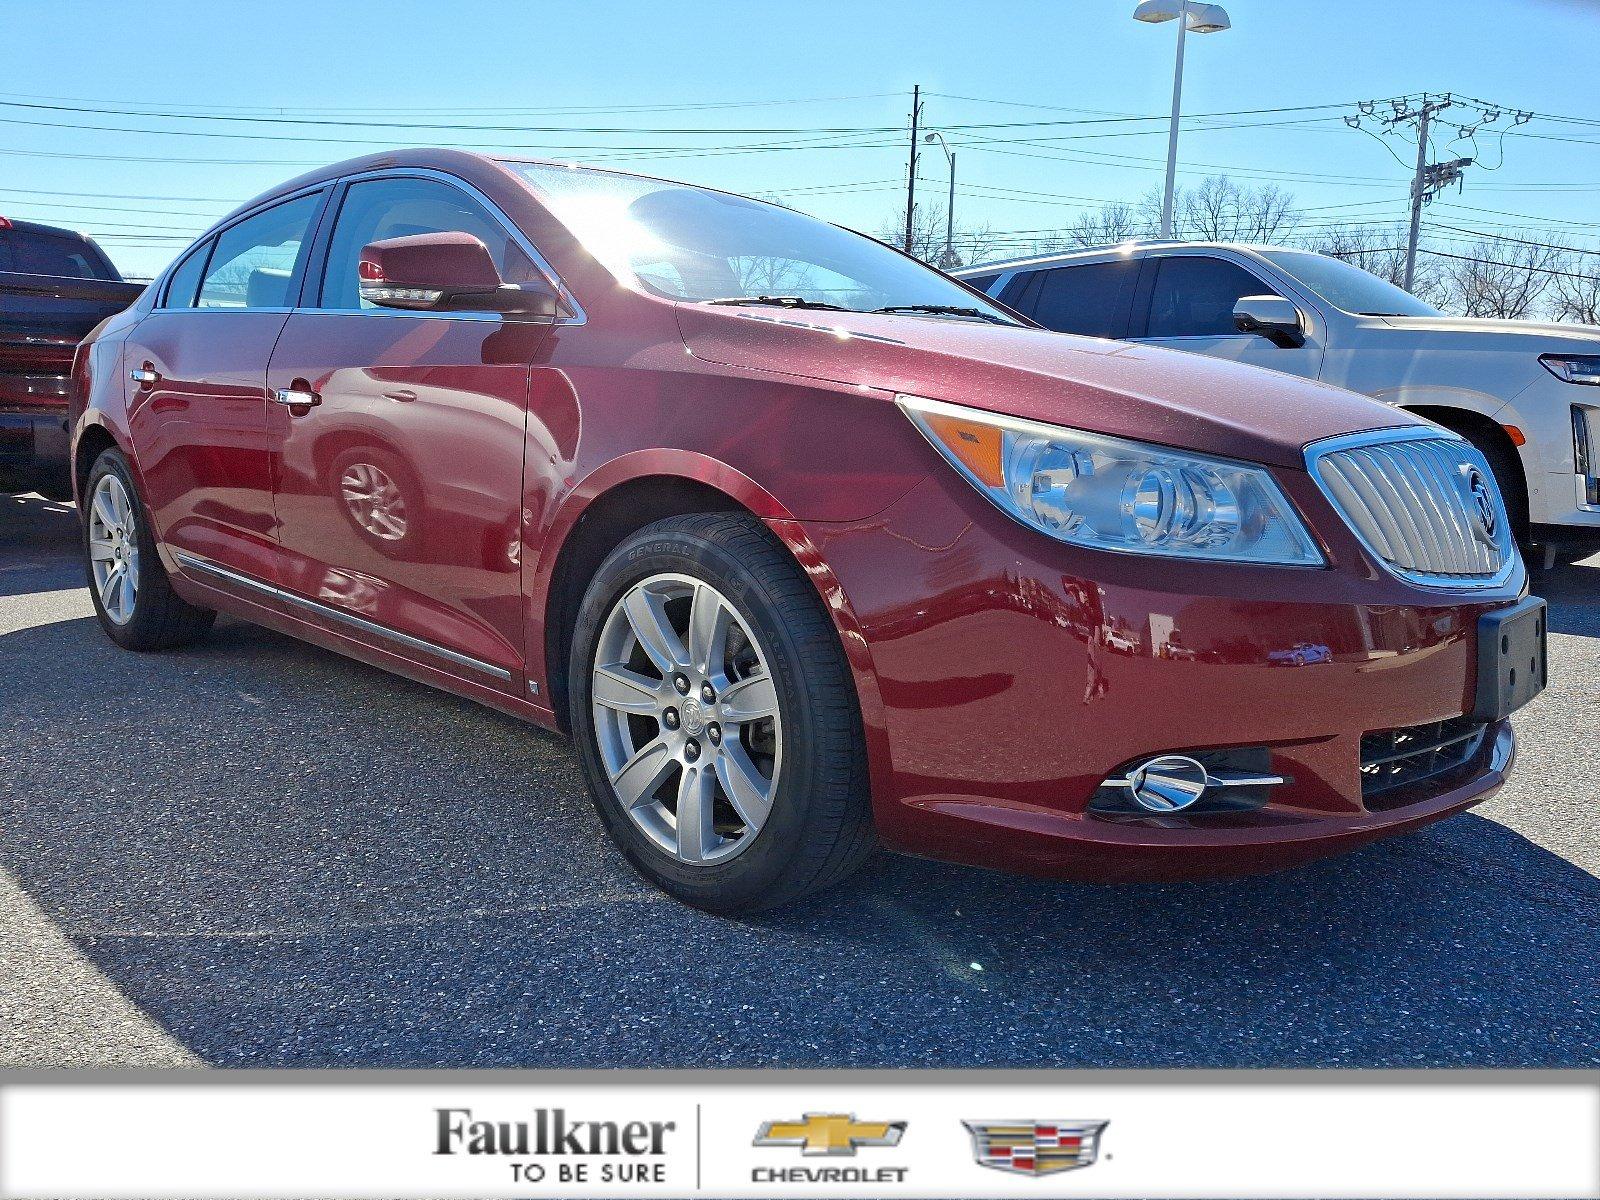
[958,243,1600,566]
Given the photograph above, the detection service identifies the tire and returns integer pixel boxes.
[568,512,874,913]
[1460,429,1530,552]
[83,446,215,651]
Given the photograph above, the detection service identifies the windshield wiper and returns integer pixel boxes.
[706,295,858,312]
[870,303,1013,325]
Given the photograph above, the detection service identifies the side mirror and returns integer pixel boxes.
[358,233,560,320]
[1233,295,1305,348]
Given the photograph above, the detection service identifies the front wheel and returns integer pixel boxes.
[84,447,215,650]
[568,513,874,913]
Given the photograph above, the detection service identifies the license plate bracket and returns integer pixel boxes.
[1473,597,1548,723]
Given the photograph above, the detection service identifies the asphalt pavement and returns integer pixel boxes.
[1,490,1596,1068]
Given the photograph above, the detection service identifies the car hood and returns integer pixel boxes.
[1375,314,1600,349]
[677,305,1422,470]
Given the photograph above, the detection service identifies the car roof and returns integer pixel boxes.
[0,215,102,245]
[954,240,1297,277]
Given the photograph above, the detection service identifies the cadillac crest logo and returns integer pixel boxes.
[963,1119,1109,1176]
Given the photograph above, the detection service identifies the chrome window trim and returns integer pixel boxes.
[327,167,585,325]
[172,551,514,681]
[1304,426,1520,591]
[149,307,296,316]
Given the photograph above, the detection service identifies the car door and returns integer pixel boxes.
[1132,252,1324,379]
[123,190,326,585]
[263,172,554,686]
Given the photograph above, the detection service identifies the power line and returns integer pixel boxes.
[1415,247,1596,281]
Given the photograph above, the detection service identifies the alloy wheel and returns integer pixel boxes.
[590,573,783,865]
[87,473,139,625]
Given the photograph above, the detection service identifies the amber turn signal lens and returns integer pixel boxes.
[1502,424,1527,447]
[921,412,1005,487]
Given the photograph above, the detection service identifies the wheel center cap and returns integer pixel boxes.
[680,697,707,736]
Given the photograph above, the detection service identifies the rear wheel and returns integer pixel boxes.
[568,513,874,912]
[84,447,215,650]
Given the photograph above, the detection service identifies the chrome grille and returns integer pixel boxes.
[1306,430,1516,588]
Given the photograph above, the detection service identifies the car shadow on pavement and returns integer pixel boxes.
[1,603,1596,1069]
[0,492,83,600]
[1533,557,1600,638]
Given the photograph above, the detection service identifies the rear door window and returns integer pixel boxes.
[1,228,118,279]
[1028,261,1139,338]
[962,272,1000,294]
[998,271,1038,308]
[196,193,322,310]
[1142,255,1279,338]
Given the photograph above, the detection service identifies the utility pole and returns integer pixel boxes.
[1403,98,1444,292]
[1349,93,1527,293]
[904,84,921,255]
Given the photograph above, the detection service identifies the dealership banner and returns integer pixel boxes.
[0,1073,1595,1199]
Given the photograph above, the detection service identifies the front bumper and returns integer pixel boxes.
[798,468,1529,882]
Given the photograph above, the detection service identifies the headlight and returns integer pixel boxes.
[1541,354,1600,386]
[899,394,1325,566]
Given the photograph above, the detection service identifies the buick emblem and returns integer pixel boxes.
[1465,467,1498,545]
[680,697,707,736]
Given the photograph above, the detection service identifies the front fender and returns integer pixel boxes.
[526,449,892,802]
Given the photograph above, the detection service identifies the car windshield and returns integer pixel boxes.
[512,162,1016,321]
[1259,249,1439,317]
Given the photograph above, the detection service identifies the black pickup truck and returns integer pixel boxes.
[1,217,144,497]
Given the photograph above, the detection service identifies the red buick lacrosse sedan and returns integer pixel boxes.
[70,150,1545,911]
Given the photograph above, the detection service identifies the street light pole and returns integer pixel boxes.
[1160,9,1189,240]
[925,132,957,267]
[1134,1,1231,241]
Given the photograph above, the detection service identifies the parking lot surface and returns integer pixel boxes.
[1,490,1596,1069]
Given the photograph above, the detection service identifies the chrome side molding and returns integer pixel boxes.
[171,551,513,682]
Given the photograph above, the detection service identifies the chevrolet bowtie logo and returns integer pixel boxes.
[753,1113,907,1157]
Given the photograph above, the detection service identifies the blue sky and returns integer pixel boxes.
[3,0,1599,278]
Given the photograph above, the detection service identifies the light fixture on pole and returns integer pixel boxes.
[1133,0,1231,240]
[924,131,958,268]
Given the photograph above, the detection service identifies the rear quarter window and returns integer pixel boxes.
[0,229,118,280]
[961,272,1001,294]
[1026,261,1139,339]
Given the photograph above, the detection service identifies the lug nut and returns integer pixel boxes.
[663,708,680,731]
[684,739,701,762]
[673,674,690,695]
[707,724,721,746]
[700,683,715,703]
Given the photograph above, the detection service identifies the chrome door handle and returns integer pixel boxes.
[129,368,160,384]
[272,387,321,408]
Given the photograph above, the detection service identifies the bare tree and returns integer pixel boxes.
[1304,223,1451,309]
[1137,176,1300,243]
[1442,236,1564,319]
[879,202,999,269]
[1551,250,1600,326]
[1061,200,1146,249]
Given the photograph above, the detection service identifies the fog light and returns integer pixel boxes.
[1121,754,1209,812]
[1102,753,1287,814]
